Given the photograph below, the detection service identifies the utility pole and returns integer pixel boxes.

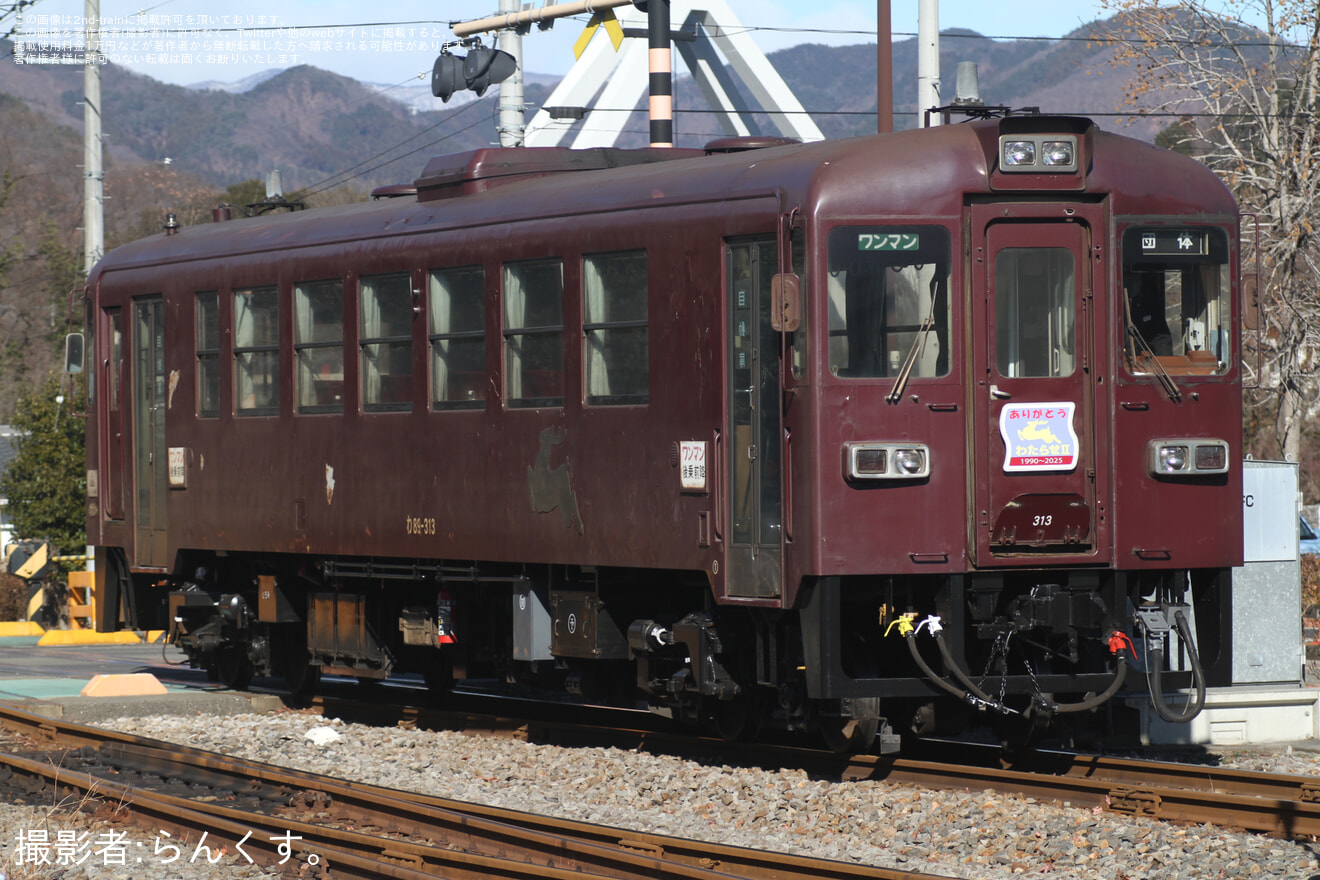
[83,0,103,276]
[496,0,526,147]
[876,0,892,133]
[917,0,940,127]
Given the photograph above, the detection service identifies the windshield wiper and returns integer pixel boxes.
[887,274,943,404]
[1123,291,1181,402]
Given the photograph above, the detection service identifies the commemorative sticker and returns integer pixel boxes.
[998,403,1080,472]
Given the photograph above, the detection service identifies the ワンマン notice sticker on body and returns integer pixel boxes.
[998,402,1080,472]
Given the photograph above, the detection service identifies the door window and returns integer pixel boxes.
[995,248,1075,378]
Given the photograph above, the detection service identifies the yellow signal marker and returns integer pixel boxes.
[574,9,624,60]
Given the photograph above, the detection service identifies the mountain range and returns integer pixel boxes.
[0,20,1156,196]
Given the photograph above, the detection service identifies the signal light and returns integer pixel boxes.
[464,47,517,97]
[430,46,517,102]
[431,53,465,102]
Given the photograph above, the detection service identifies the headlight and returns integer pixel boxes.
[1148,439,1230,477]
[998,134,1079,173]
[894,448,927,475]
[1042,140,1075,166]
[1195,444,1227,471]
[845,443,930,481]
[1158,445,1188,473]
[1002,140,1036,167]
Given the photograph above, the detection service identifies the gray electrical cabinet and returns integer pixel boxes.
[1233,460,1303,684]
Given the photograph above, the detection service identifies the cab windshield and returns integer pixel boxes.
[826,225,951,379]
[1122,226,1230,376]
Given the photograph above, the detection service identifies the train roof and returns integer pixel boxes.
[89,116,1237,285]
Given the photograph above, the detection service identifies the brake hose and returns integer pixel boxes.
[1145,608,1206,724]
[900,615,1130,716]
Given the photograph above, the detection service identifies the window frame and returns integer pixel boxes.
[428,265,487,411]
[359,272,415,414]
[824,224,953,382]
[195,291,220,418]
[503,258,565,409]
[293,278,346,415]
[583,249,649,406]
[232,284,280,416]
[1118,224,1232,378]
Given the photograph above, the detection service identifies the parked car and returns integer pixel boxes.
[1302,517,1320,556]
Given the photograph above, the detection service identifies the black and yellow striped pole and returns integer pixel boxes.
[647,0,673,147]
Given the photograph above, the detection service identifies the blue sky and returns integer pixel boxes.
[15,1,1118,87]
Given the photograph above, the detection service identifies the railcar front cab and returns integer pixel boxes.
[798,116,1241,748]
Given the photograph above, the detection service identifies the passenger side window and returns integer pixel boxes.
[295,279,345,413]
[504,259,564,407]
[360,273,414,412]
[429,267,485,409]
[195,291,219,418]
[584,251,648,405]
[233,285,279,414]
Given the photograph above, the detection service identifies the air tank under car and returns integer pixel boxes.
[73,112,1243,752]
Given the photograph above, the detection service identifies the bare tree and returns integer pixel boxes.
[1098,0,1320,464]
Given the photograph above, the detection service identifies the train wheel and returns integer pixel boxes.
[815,633,880,753]
[281,630,319,695]
[708,689,765,743]
[215,646,254,690]
[422,657,454,699]
[283,658,320,695]
[816,712,880,754]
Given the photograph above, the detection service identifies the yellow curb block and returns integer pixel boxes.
[0,622,45,637]
[144,630,167,643]
[37,630,143,646]
[81,673,167,697]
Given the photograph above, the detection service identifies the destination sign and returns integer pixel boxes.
[1138,229,1208,257]
[859,232,920,252]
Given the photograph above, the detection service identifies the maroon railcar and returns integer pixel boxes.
[79,114,1243,750]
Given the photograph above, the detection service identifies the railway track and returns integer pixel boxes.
[1,697,1316,880]
[298,689,1320,841]
[312,689,1320,841]
[0,703,948,880]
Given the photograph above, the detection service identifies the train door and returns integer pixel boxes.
[969,206,1110,564]
[132,297,168,568]
[726,239,782,599]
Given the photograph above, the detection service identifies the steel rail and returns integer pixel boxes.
[0,751,434,879]
[851,756,1320,839]
[0,703,949,880]
[0,750,737,880]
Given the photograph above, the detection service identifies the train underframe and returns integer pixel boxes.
[111,548,1228,753]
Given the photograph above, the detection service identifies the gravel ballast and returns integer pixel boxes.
[1,710,1318,879]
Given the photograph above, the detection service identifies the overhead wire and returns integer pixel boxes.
[296,99,492,198]
[9,11,1305,192]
